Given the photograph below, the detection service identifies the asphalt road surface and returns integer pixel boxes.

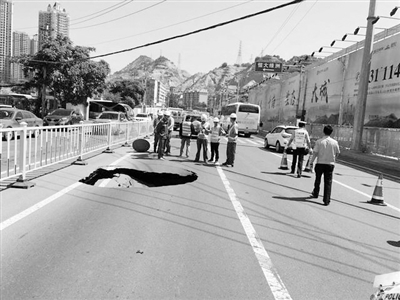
[1,135,399,300]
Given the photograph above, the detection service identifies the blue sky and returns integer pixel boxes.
[11,0,400,75]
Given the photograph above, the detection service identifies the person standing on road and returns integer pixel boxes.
[285,121,311,178]
[179,115,194,158]
[153,111,163,153]
[164,111,174,155]
[191,116,201,137]
[155,113,169,160]
[309,125,340,206]
[194,114,210,163]
[222,113,238,167]
[208,117,225,165]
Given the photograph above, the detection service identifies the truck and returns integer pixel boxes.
[168,107,184,130]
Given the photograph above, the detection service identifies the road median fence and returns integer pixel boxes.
[0,120,153,185]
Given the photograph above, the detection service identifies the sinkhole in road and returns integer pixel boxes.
[79,167,198,187]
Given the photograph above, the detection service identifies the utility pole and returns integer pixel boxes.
[351,0,376,151]
[41,65,47,117]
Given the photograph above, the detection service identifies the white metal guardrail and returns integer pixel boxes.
[0,120,153,186]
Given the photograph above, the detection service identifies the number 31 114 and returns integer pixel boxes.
[369,63,400,83]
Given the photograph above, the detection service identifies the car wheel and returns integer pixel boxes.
[264,139,269,149]
[276,141,282,153]
[31,126,40,137]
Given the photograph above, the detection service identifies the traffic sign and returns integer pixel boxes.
[255,61,283,73]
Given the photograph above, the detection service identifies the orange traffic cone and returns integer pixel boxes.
[304,155,313,173]
[369,173,386,206]
[279,151,289,170]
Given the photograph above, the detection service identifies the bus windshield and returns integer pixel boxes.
[238,104,259,113]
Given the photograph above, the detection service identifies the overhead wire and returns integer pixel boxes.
[88,0,304,61]
[11,0,304,65]
[90,0,255,46]
[70,0,167,30]
[70,0,134,25]
[259,2,302,57]
[270,0,319,54]
[12,0,131,31]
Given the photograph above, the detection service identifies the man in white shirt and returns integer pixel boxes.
[309,125,340,206]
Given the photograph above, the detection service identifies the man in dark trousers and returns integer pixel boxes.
[309,125,340,206]
[179,115,194,158]
[155,113,169,160]
[222,113,238,167]
[164,110,174,155]
[285,121,311,178]
[194,114,210,163]
[152,111,163,153]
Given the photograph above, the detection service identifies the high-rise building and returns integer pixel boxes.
[0,0,13,83]
[182,90,208,110]
[11,31,30,82]
[30,34,38,55]
[145,79,168,107]
[38,2,69,49]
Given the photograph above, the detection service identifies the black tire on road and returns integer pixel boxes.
[264,139,269,149]
[276,142,282,153]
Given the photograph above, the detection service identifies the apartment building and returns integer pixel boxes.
[0,0,12,83]
[38,2,69,49]
[11,31,30,82]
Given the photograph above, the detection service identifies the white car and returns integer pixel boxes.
[264,125,298,152]
[92,111,127,135]
[134,113,152,121]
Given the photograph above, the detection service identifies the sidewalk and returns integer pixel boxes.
[336,149,400,183]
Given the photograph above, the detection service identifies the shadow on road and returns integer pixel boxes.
[387,240,400,247]
[272,195,324,206]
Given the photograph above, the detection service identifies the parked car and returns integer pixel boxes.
[0,104,13,109]
[43,108,83,126]
[264,125,298,152]
[0,108,43,140]
[134,113,152,121]
[92,111,128,135]
[94,111,128,123]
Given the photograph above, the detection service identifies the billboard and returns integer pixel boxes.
[304,59,345,124]
[280,74,300,123]
[343,33,400,127]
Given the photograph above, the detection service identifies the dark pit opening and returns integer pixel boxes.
[80,167,197,187]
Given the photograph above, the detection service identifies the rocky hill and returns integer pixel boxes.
[109,55,192,89]
[108,54,305,97]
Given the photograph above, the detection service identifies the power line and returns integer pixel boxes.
[12,1,131,31]
[70,0,133,25]
[270,0,319,54]
[90,0,255,46]
[89,0,304,61]
[70,0,167,30]
[259,2,302,56]
[6,0,303,66]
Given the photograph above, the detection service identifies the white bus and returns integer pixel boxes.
[220,102,262,137]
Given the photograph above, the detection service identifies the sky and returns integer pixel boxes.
[10,0,400,75]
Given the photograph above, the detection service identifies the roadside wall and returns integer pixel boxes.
[260,123,400,158]
[250,25,400,158]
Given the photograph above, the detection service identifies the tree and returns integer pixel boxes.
[107,79,145,107]
[16,35,110,116]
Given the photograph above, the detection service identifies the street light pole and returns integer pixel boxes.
[351,0,376,151]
